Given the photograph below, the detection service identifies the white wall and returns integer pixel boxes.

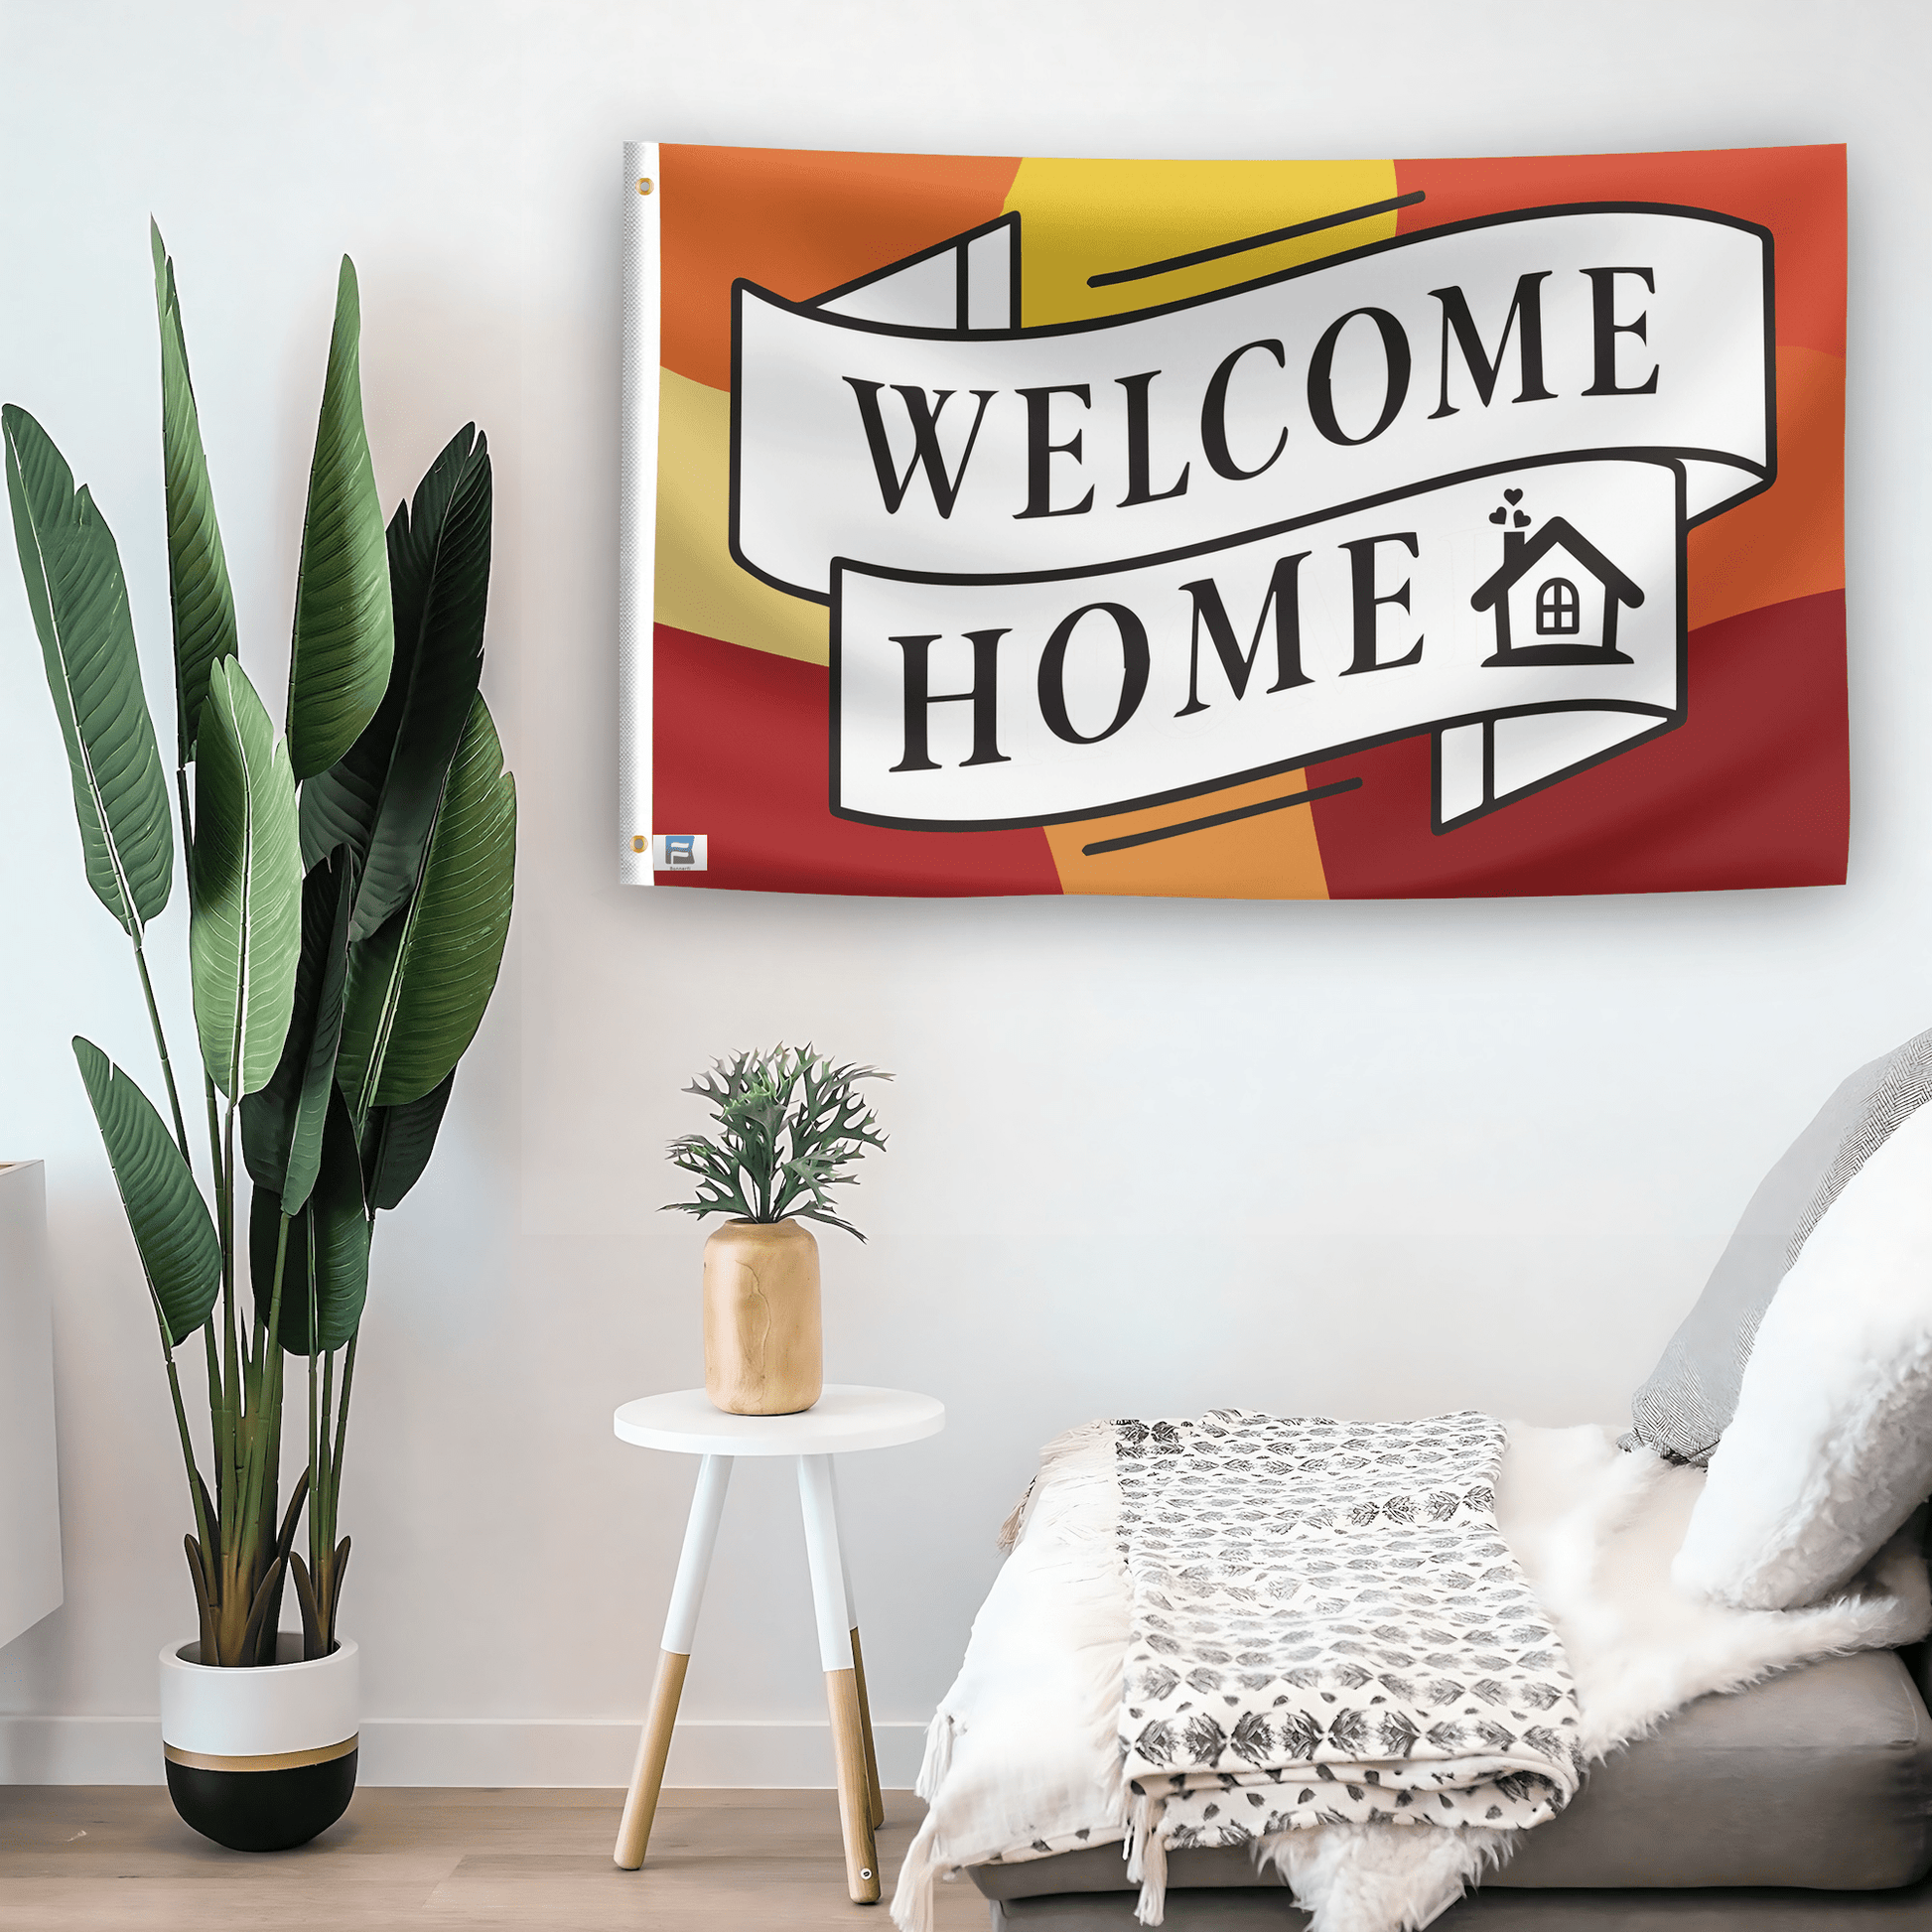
[1,0,1927,1786]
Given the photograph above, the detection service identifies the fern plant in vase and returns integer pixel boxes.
[664,1044,889,1416]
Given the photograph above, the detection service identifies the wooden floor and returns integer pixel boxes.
[0,1786,991,1930]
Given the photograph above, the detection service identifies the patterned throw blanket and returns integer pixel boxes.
[1114,1411,1584,1914]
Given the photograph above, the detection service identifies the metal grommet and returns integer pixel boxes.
[636,177,653,196]
[630,835,647,853]
[861,1868,874,1880]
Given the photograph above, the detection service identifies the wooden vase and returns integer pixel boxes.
[702,1219,823,1415]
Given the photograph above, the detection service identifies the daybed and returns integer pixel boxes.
[970,1647,1932,1925]
[899,1030,1932,1931]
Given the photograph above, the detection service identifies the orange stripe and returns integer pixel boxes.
[1044,770,1330,899]
[1688,346,1844,631]
[659,145,1021,393]
[1393,146,1846,358]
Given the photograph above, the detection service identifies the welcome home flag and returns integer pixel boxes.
[619,144,1845,899]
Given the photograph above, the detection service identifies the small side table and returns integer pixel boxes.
[611,1384,945,1902]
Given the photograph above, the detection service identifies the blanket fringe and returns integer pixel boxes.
[996,1482,1034,1553]
[913,1711,954,1804]
[890,1809,943,1932]
[1125,1790,1169,1925]
[1000,1419,1116,1552]
[1135,1832,1169,1926]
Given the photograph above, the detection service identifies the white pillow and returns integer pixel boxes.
[1673,1096,1932,1609]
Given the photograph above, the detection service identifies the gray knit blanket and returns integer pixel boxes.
[1114,1411,1584,1890]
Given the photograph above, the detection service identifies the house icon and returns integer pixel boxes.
[1470,516,1644,667]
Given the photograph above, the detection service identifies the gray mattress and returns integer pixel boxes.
[985,1882,1932,1926]
[970,1649,1932,1923]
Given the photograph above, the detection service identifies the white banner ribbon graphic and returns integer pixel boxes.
[731,205,1772,832]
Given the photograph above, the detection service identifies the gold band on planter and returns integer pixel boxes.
[164,1734,357,1773]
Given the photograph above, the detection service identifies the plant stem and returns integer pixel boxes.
[220,1097,239,1418]
[255,1224,290,1636]
[312,1333,357,1652]
[236,1215,290,1573]
[202,1074,224,1216]
[314,1344,337,1639]
[197,1072,228,1436]
[131,939,191,1166]
[332,1332,355,1501]
[160,1336,213,1573]
[307,1326,320,1555]
[202,1318,224,1516]
[215,1099,240,1647]
[319,1347,336,1512]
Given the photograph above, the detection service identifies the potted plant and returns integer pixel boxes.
[4,225,515,1851]
[664,1046,890,1415]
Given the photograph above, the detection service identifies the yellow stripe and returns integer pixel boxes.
[164,1734,357,1773]
[654,369,832,666]
[999,157,1400,327]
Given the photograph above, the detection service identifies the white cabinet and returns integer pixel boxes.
[0,1162,62,1649]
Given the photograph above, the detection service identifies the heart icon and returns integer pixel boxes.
[1488,508,1507,524]
[1513,511,1531,527]
[1504,488,1523,504]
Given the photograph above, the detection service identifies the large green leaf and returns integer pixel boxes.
[338,693,514,1116]
[250,1085,369,1355]
[360,1068,455,1212]
[287,257,392,780]
[190,658,302,1099]
[151,223,237,764]
[241,849,353,1213]
[301,428,490,941]
[3,405,174,936]
[73,1036,219,1347]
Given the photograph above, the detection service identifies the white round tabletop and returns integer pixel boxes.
[613,1384,945,1457]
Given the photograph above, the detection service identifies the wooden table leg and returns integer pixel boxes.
[849,1625,885,1831]
[798,1453,881,1904]
[615,1453,733,1869]
[828,1460,885,1830]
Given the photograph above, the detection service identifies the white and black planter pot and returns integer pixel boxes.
[159,1635,358,1852]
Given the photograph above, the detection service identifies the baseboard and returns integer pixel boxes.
[0,1714,929,1787]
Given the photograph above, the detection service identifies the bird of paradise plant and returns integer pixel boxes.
[4,226,515,1665]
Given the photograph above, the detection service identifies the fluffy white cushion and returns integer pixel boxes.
[1674,1098,1932,1609]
